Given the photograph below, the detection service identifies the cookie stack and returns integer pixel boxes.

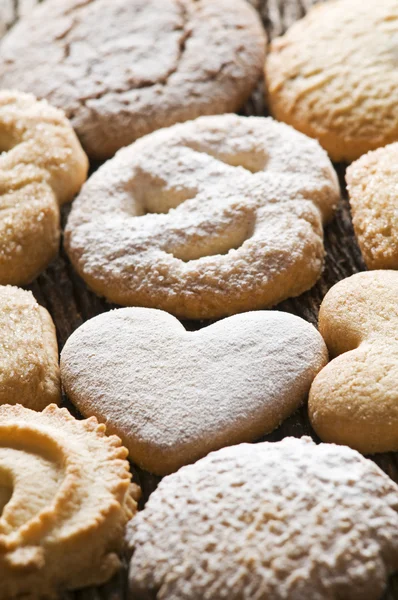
[0,1,397,599]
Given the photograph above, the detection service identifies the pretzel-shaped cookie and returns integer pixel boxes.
[309,270,398,453]
[0,90,88,284]
[65,114,339,319]
[0,404,139,599]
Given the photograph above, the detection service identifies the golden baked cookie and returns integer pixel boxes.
[346,143,398,269]
[0,403,139,599]
[0,0,266,159]
[0,90,88,285]
[60,307,327,475]
[0,285,60,409]
[65,114,339,319]
[127,437,398,600]
[309,270,398,453]
[265,0,398,162]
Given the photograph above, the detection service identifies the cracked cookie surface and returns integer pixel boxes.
[265,0,398,162]
[0,0,266,159]
[127,436,398,600]
[64,114,339,319]
[0,403,139,599]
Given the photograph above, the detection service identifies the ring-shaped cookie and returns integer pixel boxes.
[65,114,339,319]
[0,90,88,285]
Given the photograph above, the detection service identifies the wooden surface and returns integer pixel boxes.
[3,1,398,598]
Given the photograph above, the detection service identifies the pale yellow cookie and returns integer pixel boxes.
[309,270,398,453]
[127,437,398,600]
[65,114,339,319]
[346,143,398,269]
[266,0,398,162]
[0,403,139,599]
[0,90,88,285]
[0,285,60,409]
[0,0,266,159]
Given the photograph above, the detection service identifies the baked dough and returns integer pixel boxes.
[266,0,398,161]
[309,270,398,453]
[60,307,327,475]
[0,285,60,409]
[65,114,339,319]
[127,436,398,600]
[0,0,266,159]
[0,403,139,599]
[346,143,398,269]
[0,90,88,284]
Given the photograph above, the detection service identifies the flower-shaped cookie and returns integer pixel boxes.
[309,270,398,453]
[0,404,139,599]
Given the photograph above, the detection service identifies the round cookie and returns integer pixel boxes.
[60,307,327,475]
[0,90,88,285]
[309,270,398,454]
[346,143,398,269]
[265,0,398,162]
[0,403,139,599]
[0,285,60,409]
[0,0,266,159]
[65,114,339,319]
[127,436,398,600]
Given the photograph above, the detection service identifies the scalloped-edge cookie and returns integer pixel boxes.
[0,285,60,409]
[127,436,398,600]
[0,404,140,599]
[60,307,327,475]
[266,0,398,162]
[0,90,88,285]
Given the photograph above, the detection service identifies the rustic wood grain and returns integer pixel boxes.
[4,0,398,598]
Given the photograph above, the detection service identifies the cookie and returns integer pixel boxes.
[0,403,139,599]
[127,436,398,600]
[309,270,398,453]
[0,285,60,409]
[0,0,266,159]
[346,143,398,269]
[265,0,398,162]
[60,307,327,475]
[64,114,339,319]
[0,90,88,285]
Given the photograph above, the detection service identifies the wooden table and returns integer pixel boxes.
[3,1,398,598]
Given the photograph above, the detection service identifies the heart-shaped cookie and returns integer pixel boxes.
[60,308,327,474]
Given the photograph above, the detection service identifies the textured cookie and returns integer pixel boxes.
[0,90,88,285]
[65,114,339,319]
[346,143,398,269]
[60,307,327,475]
[265,0,398,162]
[309,271,398,453]
[0,403,139,599]
[0,285,60,409]
[0,0,266,159]
[127,436,398,600]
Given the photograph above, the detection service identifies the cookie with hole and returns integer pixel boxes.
[64,114,340,319]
